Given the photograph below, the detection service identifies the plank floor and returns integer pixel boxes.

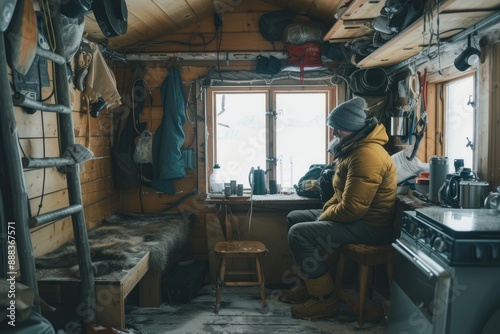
[125,284,388,334]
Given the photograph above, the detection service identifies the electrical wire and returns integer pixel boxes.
[131,77,154,212]
[132,78,153,134]
[247,171,254,233]
[159,191,197,212]
[216,26,223,79]
[185,81,196,125]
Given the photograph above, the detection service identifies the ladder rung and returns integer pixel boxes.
[22,157,75,169]
[13,93,71,114]
[36,47,65,65]
[29,204,83,228]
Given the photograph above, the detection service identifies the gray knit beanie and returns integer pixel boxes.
[327,97,367,131]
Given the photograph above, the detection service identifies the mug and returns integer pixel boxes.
[484,187,500,210]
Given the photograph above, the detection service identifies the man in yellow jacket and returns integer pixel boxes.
[283,97,397,320]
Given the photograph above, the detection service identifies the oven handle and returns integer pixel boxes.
[393,239,448,279]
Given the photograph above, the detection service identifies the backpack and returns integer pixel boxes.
[258,10,296,42]
[285,42,323,82]
[294,164,325,198]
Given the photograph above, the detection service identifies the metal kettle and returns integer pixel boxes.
[438,168,486,208]
[439,174,462,207]
[249,166,268,195]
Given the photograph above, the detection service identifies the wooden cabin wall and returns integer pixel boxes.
[17,1,498,283]
[110,2,500,281]
[110,1,320,281]
[480,35,500,189]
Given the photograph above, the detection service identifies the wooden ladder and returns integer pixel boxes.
[0,2,96,323]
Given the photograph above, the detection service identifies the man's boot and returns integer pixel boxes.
[291,273,339,320]
[279,281,310,304]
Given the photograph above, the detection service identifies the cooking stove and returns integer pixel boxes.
[389,207,500,334]
[400,207,500,267]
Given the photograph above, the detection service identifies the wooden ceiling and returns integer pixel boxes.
[83,0,500,68]
[83,0,345,50]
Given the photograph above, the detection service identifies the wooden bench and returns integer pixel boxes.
[38,250,161,329]
[36,212,191,329]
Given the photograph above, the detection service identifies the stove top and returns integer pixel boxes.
[415,207,500,238]
[401,208,500,266]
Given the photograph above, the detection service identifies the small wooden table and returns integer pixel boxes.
[206,194,322,240]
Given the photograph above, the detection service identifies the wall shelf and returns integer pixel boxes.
[324,0,500,68]
[323,0,385,43]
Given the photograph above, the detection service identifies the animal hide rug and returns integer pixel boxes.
[36,212,191,277]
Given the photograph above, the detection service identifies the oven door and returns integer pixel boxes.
[387,238,451,334]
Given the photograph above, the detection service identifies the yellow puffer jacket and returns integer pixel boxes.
[319,123,397,233]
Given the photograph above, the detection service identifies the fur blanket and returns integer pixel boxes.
[36,212,192,277]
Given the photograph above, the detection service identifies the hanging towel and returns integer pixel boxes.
[151,67,187,193]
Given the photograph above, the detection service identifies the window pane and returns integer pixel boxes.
[276,93,327,189]
[445,76,474,172]
[215,93,267,188]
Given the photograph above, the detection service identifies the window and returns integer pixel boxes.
[207,87,335,190]
[443,75,475,172]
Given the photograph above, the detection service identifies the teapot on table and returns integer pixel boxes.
[249,166,269,195]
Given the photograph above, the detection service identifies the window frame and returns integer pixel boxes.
[441,74,476,170]
[206,86,337,189]
[430,72,477,165]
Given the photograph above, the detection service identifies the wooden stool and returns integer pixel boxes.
[335,243,394,327]
[213,240,268,314]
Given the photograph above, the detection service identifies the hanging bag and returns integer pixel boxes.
[258,10,296,42]
[285,42,323,81]
[133,130,153,163]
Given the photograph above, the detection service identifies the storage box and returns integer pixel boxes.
[162,260,208,303]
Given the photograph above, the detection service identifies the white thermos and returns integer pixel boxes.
[429,156,448,202]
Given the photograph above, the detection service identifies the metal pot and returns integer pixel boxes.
[459,181,489,208]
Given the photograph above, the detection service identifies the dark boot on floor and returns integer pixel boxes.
[291,273,339,320]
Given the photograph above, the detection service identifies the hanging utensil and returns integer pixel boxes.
[407,68,428,161]
[4,0,37,75]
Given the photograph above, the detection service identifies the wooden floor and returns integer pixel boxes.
[125,284,387,334]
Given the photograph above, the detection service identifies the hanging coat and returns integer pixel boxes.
[151,67,186,193]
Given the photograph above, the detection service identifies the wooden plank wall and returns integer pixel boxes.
[17,59,119,258]
[110,1,294,262]
[20,1,500,276]
[110,62,210,258]
[481,36,500,189]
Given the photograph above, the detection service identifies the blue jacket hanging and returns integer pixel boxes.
[151,67,186,193]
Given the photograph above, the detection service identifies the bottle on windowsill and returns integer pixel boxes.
[209,164,227,194]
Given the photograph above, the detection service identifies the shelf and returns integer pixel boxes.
[323,0,385,42]
[357,0,500,68]
[323,0,500,69]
